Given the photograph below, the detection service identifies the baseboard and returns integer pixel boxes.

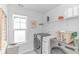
[19,48,34,54]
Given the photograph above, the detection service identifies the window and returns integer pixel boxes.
[13,14,27,43]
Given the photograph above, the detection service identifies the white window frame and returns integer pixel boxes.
[13,14,27,44]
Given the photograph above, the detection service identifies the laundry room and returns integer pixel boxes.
[0,4,79,54]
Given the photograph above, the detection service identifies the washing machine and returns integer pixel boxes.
[50,39,78,54]
[50,38,67,54]
[34,33,50,54]
[42,36,57,54]
[42,36,77,54]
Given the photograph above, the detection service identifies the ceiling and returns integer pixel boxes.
[18,4,60,14]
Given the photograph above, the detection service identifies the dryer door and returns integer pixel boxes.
[34,37,40,49]
[51,47,66,54]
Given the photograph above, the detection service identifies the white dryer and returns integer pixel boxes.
[34,33,50,54]
[42,36,55,54]
[42,36,65,54]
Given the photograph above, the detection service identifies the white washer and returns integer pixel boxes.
[42,37,50,54]
[42,36,77,54]
[42,36,55,54]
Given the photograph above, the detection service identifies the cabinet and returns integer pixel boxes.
[64,6,79,18]
[6,45,19,54]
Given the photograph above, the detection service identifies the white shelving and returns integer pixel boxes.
[39,6,79,26]
[39,15,79,26]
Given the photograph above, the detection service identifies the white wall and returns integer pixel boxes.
[42,4,79,37]
[7,4,79,53]
[7,4,43,53]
